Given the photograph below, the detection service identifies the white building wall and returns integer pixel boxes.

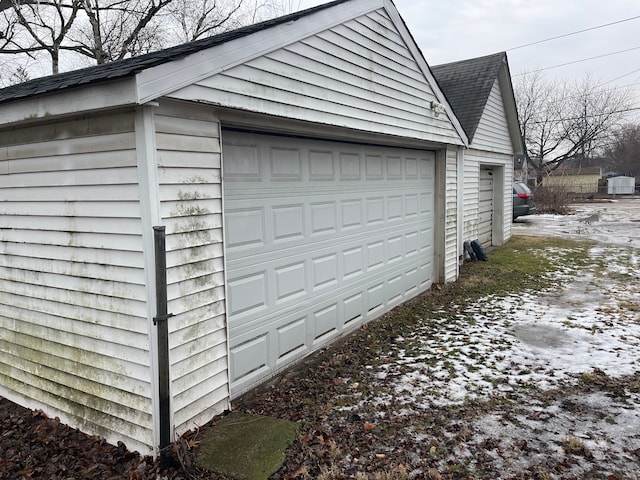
[0,110,155,452]
[462,154,480,242]
[464,149,514,245]
[472,79,513,155]
[608,176,635,195]
[168,9,463,147]
[462,76,515,247]
[154,101,229,436]
[444,148,459,282]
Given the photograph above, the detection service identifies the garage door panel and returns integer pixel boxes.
[230,333,269,381]
[225,207,266,250]
[226,205,433,266]
[275,261,307,303]
[310,201,337,235]
[223,131,435,395]
[226,189,430,257]
[272,204,305,242]
[227,271,269,318]
[228,258,432,388]
[313,303,339,342]
[269,146,303,180]
[228,222,431,294]
[276,317,307,360]
[223,143,262,180]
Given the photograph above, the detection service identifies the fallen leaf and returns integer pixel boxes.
[363,422,376,431]
[428,468,442,480]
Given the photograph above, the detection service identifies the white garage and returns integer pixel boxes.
[432,53,524,253]
[0,0,469,452]
[223,131,436,395]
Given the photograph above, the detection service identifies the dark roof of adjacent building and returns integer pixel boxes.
[431,52,506,142]
[0,0,349,105]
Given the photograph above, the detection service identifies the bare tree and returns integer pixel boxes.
[515,71,632,179]
[73,0,174,64]
[1,0,81,74]
[1,0,288,79]
[165,0,287,44]
[605,124,640,177]
[167,0,244,42]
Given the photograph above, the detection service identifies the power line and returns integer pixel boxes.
[507,15,640,51]
[513,46,640,76]
[528,106,640,124]
[603,67,640,85]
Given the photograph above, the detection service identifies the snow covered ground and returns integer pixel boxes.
[512,197,640,248]
[367,199,640,478]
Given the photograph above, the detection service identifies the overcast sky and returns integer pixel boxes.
[294,0,640,119]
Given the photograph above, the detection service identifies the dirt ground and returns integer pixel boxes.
[2,212,640,479]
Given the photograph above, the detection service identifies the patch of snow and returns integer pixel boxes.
[362,232,640,477]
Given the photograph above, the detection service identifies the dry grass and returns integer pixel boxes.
[564,436,591,456]
[533,185,574,215]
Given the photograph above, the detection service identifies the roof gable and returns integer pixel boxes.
[431,52,523,155]
[431,52,505,142]
[0,0,351,105]
[162,6,466,146]
[0,0,467,146]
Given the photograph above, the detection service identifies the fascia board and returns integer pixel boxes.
[498,63,525,156]
[135,0,385,105]
[383,0,469,147]
[0,78,138,127]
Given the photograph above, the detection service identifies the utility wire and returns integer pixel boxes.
[528,106,640,124]
[513,46,640,76]
[507,14,640,51]
[603,67,640,85]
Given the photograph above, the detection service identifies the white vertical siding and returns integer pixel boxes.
[168,9,463,147]
[471,79,514,155]
[0,111,155,452]
[444,148,459,282]
[155,101,229,436]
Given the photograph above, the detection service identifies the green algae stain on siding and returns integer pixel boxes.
[170,179,222,304]
[0,333,154,449]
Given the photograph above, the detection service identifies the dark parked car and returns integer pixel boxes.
[513,181,535,220]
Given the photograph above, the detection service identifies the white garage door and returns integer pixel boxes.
[479,168,494,246]
[222,131,435,396]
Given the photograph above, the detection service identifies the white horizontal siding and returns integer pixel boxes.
[168,9,462,146]
[444,148,459,282]
[0,110,155,453]
[471,79,514,155]
[464,149,514,245]
[154,101,229,435]
[499,153,514,242]
[463,156,480,242]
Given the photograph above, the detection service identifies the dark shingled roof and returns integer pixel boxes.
[431,52,506,142]
[0,0,350,105]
